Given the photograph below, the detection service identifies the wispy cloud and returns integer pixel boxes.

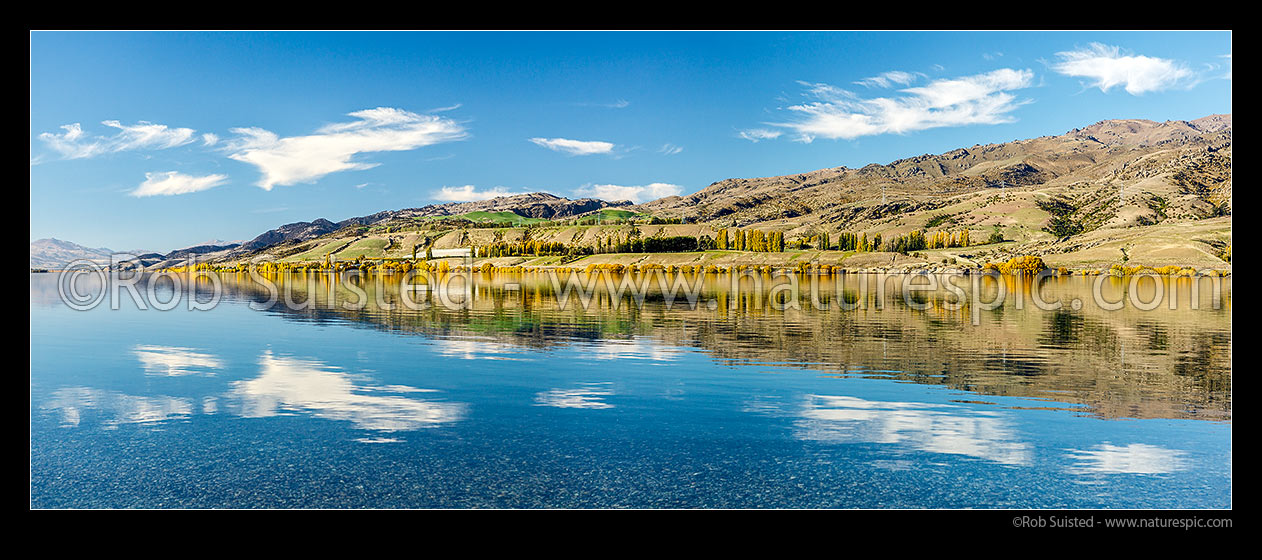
[528,137,615,156]
[854,70,923,88]
[130,171,228,197]
[1051,43,1195,95]
[738,128,782,142]
[574,99,630,109]
[225,107,467,191]
[428,103,463,113]
[201,133,219,147]
[39,120,198,160]
[659,143,683,156]
[433,185,527,202]
[575,182,681,203]
[753,68,1034,142]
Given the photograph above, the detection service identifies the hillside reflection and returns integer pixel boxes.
[203,271,1231,421]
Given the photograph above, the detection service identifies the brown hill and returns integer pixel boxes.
[636,115,1231,231]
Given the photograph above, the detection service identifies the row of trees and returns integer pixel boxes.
[715,229,786,252]
[595,233,716,253]
[486,228,970,256]
[834,232,876,252]
[714,228,971,254]
[291,225,981,265]
[478,240,591,258]
[882,231,928,254]
[926,229,970,249]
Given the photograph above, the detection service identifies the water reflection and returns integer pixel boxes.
[43,387,194,428]
[203,271,1230,422]
[534,383,616,409]
[133,345,224,377]
[30,271,1233,508]
[229,351,466,432]
[590,338,680,362]
[793,395,1032,466]
[432,337,526,361]
[1066,443,1189,475]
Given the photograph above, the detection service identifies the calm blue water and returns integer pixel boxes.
[30,273,1231,508]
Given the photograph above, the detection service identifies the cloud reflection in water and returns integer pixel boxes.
[534,383,615,409]
[793,395,1032,466]
[43,387,194,428]
[133,345,224,377]
[1065,443,1188,475]
[230,351,466,432]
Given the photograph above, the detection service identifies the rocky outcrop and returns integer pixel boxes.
[241,218,339,251]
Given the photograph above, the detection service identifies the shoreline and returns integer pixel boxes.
[148,254,1231,278]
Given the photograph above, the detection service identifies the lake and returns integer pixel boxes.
[29,270,1232,508]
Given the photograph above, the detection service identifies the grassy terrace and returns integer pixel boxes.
[281,239,352,262]
[416,211,552,227]
[338,238,391,260]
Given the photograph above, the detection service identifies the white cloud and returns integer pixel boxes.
[659,143,683,156]
[130,171,228,197]
[738,128,782,142]
[201,133,219,147]
[39,120,197,159]
[575,182,682,203]
[759,68,1034,142]
[1052,43,1195,95]
[854,70,922,88]
[433,185,528,202]
[225,107,467,190]
[528,137,615,156]
[428,103,463,113]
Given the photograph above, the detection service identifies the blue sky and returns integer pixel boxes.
[30,31,1231,251]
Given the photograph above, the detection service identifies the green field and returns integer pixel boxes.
[598,208,639,219]
[418,211,551,226]
[595,208,652,221]
[337,238,391,260]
